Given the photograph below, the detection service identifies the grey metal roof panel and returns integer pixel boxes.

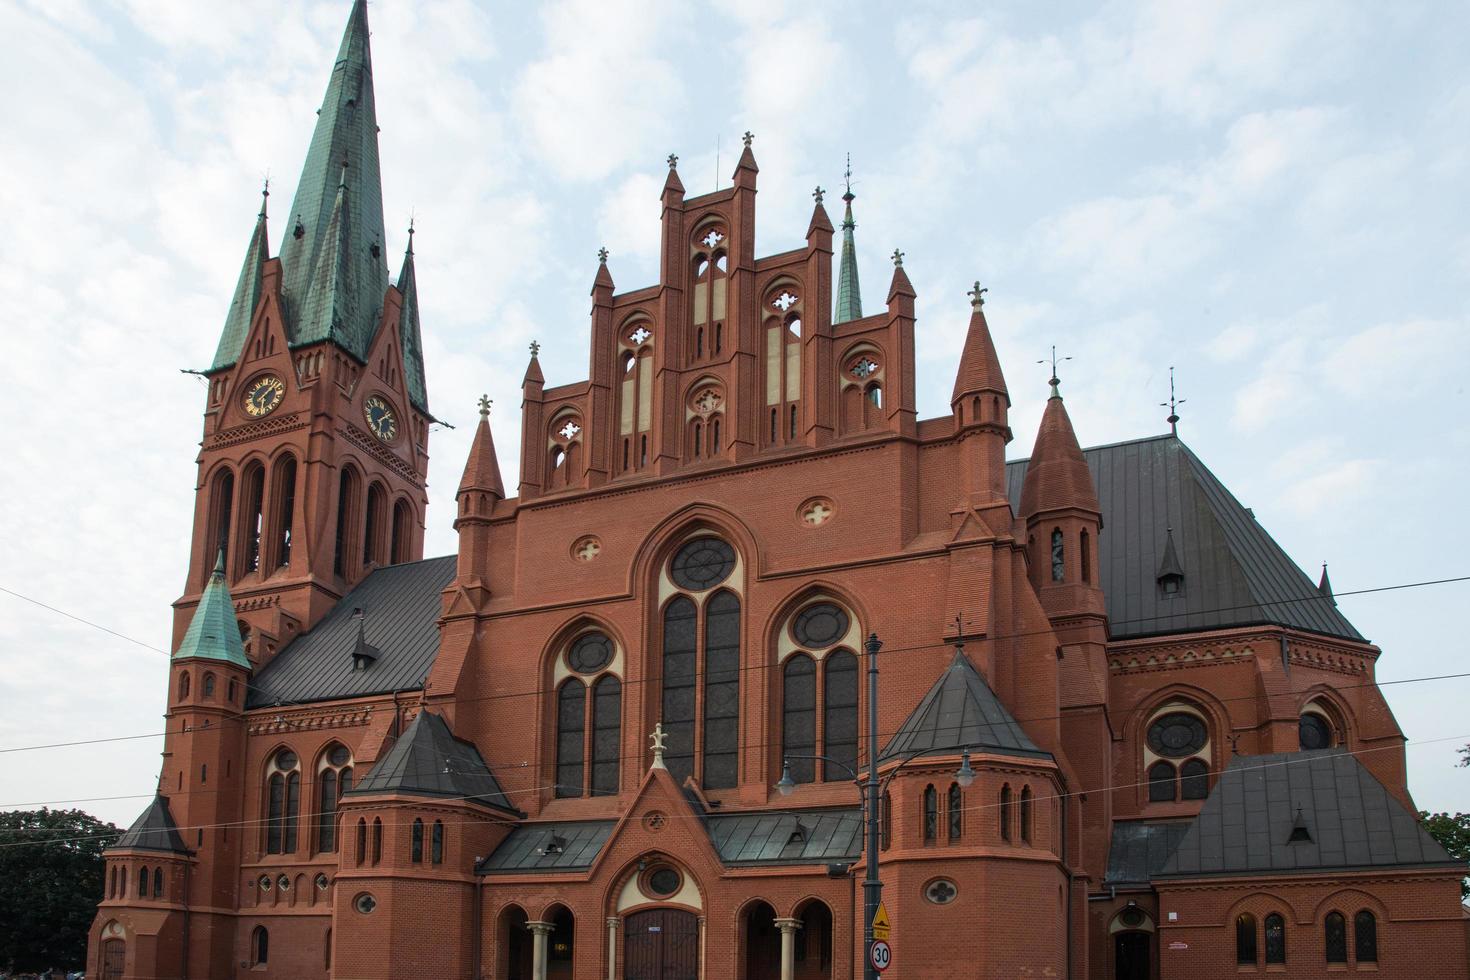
[707,808,864,866]
[880,648,1050,762]
[345,709,515,813]
[1157,749,1457,878]
[247,556,455,707]
[110,795,188,854]
[1104,820,1191,885]
[1005,436,1363,642]
[477,820,615,874]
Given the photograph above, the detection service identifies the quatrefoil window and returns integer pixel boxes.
[558,419,582,440]
[772,291,799,312]
[925,879,958,904]
[692,388,723,415]
[851,357,879,379]
[628,326,652,346]
[700,229,725,249]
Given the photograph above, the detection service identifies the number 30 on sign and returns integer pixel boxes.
[870,940,892,972]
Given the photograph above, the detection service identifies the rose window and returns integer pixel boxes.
[700,229,725,249]
[558,419,583,440]
[569,632,613,673]
[670,538,736,591]
[628,326,652,346]
[924,879,958,904]
[772,290,799,312]
[692,388,723,415]
[851,357,878,379]
[793,603,849,649]
[1146,713,1207,758]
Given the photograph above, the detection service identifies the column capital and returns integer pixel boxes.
[606,916,621,928]
[528,920,555,935]
[775,916,803,933]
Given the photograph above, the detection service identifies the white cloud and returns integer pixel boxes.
[596,171,664,270]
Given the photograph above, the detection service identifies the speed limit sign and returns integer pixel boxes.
[870,940,892,972]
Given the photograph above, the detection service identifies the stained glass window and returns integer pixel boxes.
[823,651,859,782]
[1180,758,1209,800]
[703,590,741,789]
[948,784,963,841]
[555,680,586,797]
[592,676,621,796]
[1324,911,1346,963]
[570,632,613,673]
[671,538,736,591]
[923,785,938,842]
[1148,761,1177,801]
[1299,712,1331,750]
[1051,528,1064,582]
[794,604,849,649]
[1264,913,1286,964]
[661,597,698,783]
[1354,910,1377,963]
[1147,713,1207,757]
[782,655,816,784]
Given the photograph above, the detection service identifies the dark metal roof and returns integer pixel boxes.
[110,795,188,854]
[344,709,516,813]
[1005,435,1364,642]
[1104,820,1191,886]
[881,648,1049,762]
[1158,749,1458,879]
[247,556,455,707]
[477,820,614,874]
[707,807,864,866]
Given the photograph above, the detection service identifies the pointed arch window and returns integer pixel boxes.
[251,926,269,967]
[1080,529,1091,583]
[618,329,654,473]
[555,679,587,798]
[881,791,892,850]
[1020,786,1033,843]
[203,673,215,699]
[1000,784,1013,841]
[703,590,741,789]
[265,748,300,854]
[206,468,234,569]
[555,634,623,798]
[355,819,366,866]
[239,462,266,575]
[431,820,444,864]
[592,676,621,796]
[781,655,817,782]
[371,817,382,865]
[822,650,859,781]
[152,867,163,900]
[270,455,297,569]
[411,818,424,863]
[1236,914,1257,965]
[138,867,148,898]
[1354,910,1377,963]
[1179,758,1209,800]
[1050,528,1064,582]
[389,499,412,565]
[691,227,727,344]
[923,785,938,843]
[1148,761,1177,801]
[178,672,190,700]
[333,467,360,577]
[363,483,386,567]
[948,784,963,841]
[317,744,353,853]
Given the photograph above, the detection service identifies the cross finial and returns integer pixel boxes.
[1037,345,1071,396]
[650,722,669,769]
[597,246,609,264]
[968,281,988,310]
[667,153,678,169]
[843,152,854,200]
[477,394,491,418]
[1159,365,1186,436]
[742,130,754,148]
[812,186,825,206]
[891,248,904,268]
[259,176,270,218]
[529,340,541,358]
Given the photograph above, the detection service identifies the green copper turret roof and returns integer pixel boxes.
[396,225,429,413]
[211,189,271,370]
[834,157,863,324]
[173,552,251,670]
[275,0,388,363]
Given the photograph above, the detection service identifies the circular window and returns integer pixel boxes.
[315,873,329,891]
[569,632,613,673]
[793,603,849,649]
[1119,907,1145,928]
[258,875,272,891]
[355,893,377,914]
[670,538,735,591]
[327,745,350,767]
[1299,712,1332,751]
[924,878,958,905]
[1147,713,1207,758]
[645,866,682,898]
[274,749,298,770]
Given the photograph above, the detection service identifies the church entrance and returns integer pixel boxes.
[1114,931,1151,980]
[624,908,699,980]
[100,939,125,980]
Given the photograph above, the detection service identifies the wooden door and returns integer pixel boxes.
[624,908,699,980]
[101,939,125,980]
[1114,931,1151,980]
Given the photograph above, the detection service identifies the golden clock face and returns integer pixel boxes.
[243,375,285,417]
[364,395,398,442]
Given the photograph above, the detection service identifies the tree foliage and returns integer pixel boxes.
[0,808,119,973]
[1420,810,1470,899]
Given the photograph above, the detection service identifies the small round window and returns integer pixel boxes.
[569,633,613,673]
[1299,712,1332,750]
[1119,907,1146,928]
[924,878,958,905]
[670,538,735,591]
[274,749,298,770]
[327,745,350,767]
[645,866,682,898]
[355,893,377,914]
[793,603,849,649]
[1146,713,1207,758]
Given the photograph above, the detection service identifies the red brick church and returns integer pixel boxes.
[88,3,1467,978]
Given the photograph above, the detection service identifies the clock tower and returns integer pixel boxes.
[177,0,432,667]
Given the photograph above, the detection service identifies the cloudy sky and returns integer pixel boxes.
[1,0,1467,828]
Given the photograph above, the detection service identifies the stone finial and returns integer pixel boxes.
[891,248,904,268]
[742,130,754,148]
[597,246,609,264]
[813,186,825,205]
[667,153,678,168]
[650,722,669,769]
[477,394,491,418]
[969,281,988,310]
[529,340,541,357]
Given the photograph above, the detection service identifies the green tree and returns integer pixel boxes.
[0,808,119,973]
[1420,810,1470,899]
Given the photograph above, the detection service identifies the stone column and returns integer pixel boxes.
[775,917,802,980]
[606,916,620,980]
[698,914,707,979]
[528,921,553,980]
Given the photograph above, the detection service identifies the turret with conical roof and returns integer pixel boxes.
[174,551,251,670]
[951,282,1012,512]
[211,187,271,370]
[834,156,863,324]
[396,222,430,414]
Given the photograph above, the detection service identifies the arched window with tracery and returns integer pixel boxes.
[316,744,353,853]
[549,411,584,488]
[688,384,725,460]
[763,284,803,446]
[1144,704,1211,804]
[948,784,963,841]
[691,223,728,358]
[333,466,360,578]
[238,461,266,575]
[553,631,623,798]
[363,482,386,568]
[778,600,860,786]
[555,679,587,798]
[389,498,413,565]
[1264,912,1286,964]
[618,320,654,473]
[269,454,297,569]
[923,785,938,843]
[205,467,234,570]
[265,748,301,855]
[659,537,742,789]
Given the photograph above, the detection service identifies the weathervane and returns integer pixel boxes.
[1037,345,1071,396]
[1160,366,1186,436]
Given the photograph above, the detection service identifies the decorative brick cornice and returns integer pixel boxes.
[208,411,307,449]
[1109,645,1255,674]
[340,422,421,484]
[246,705,375,736]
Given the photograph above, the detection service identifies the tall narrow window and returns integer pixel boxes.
[333,468,359,577]
[252,926,269,966]
[271,455,297,568]
[1354,910,1377,963]
[363,483,386,567]
[206,468,234,568]
[591,676,621,796]
[1148,761,1177,802]
[284,771,300,852]
[411,818,424,863]
[265,749,300,855]
[881,791,892,850]
[703,590,741,789]
[947,784,963,841]
[371,817,382,865]
[152,867,163,899]
[923,785,938,843]
[1180,758,1209,800]
[317,745,352,853]
[555,680,587,798]
[431,821,444,865]
[179,672,190,700]
[202,674,215,698]
[1000,784,1012,841]
[1264,912,1286,964]
[1324,911,1346,963]
[661,596,698,783]
[240,463,265,574]
[1080,529,1091,583]
[1236,914,1257,965]
[823,650,859,782]
[138,867,148,898]
[782,655,817,783]
[355,819,366,866]
[1020,786,1033,843]
[1050,529,1064,582]
[389,499,412,565]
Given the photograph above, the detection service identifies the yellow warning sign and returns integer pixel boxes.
[871,902,891,941]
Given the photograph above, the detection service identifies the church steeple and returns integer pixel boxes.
[275,0,388,358]
[211,185,271,370]
[834,155,863,324]
[397,222,430,413]
[174,550,251,670]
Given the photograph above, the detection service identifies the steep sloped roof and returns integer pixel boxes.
[247,556,454,707]
[1158,749,1456,878]
[477,821,615,874]
[346,709,515,813]
[174,553,250,669]
[1105,820,1191,885]
[708,807,864,866]
[111,796,188,854]
[881,647,1049,762]
[1006,435,1363,641]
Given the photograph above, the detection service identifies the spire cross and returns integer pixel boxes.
[742,130,754,148]
[597,246,609,264]
[968,281,988,309]
[891,248,904,268]
[650,722,669,768]
[529,340,541,357]
[843,152,854,200]
[477,394,491,418]
[1159,366,1186,436]
[667,153,678,168]
[1037,345,1071,393]
[259,175,270,217]
[812,186,825,206]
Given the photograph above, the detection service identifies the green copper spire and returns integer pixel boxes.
[396,221,429,413]
[211,185,271,370]
[834,154,863,324]
[173,551,251,670]
[276,0,388,361]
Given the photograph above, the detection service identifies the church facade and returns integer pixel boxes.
[88,4,1467,978]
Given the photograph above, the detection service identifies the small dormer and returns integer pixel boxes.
[350,608,381,671]
[1156,527,1185,599]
